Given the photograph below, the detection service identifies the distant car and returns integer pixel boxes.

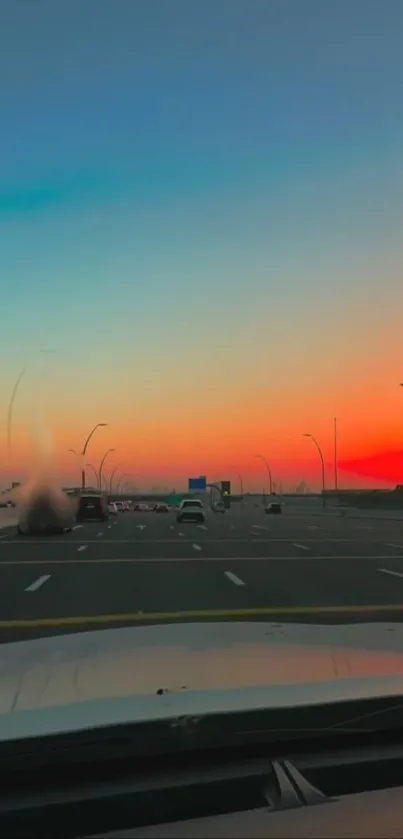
[76,493,109,522]
[155,503,169,513]
[135,503,149,512]
[265,502,282,515]
[115,501,124,512]
[212,503,225,513]
[177,499,205,524]
[108,502,118,516]
[17,487,75,535]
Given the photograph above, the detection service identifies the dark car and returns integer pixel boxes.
[76,493,108,522]
[265,502,282,515]
[17,489,75,536]
[155,503,169,513]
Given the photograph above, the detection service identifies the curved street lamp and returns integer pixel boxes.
[303,433,326,507]
[80,423,108,490]
[98,448,115,494]
[230,466,244,498]
[254,454,273,495]
[109,463,121,494]
[116,472,130,494]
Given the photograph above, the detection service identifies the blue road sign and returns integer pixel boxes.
[188,476,207,492]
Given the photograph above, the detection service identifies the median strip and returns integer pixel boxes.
[4,602,403,629]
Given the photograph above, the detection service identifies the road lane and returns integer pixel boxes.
[2,508,403,644]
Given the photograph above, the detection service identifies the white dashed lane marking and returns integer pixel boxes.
[386,544,403,550]
[224,571,245,587]
[378,568,403,579]
[97,532,103,537]
[73,525,83,531]
[293,543,309,551]
[25,574,50,592]
[77,545,88,552]
[192,543,202,552]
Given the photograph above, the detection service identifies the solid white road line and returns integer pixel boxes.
[293,543,309,551]
[224,570,245,586]
[378,568,403,579]
[25,574,50,592]
[77,545,88,552]
[192,543,202,551]
[0,554,401,567]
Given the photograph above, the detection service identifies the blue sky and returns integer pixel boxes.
[1,0,403,486]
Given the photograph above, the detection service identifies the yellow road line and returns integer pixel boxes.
[1,603,403,629]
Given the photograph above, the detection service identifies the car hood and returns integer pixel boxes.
[3,621,403,741]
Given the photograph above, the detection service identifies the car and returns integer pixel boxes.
[265,502,282,514]
[176,498,205,524]
[76,493,109,522]
[114,501,124,512]
[17,486,75,536]
[212,503,225,513]
[108,502,118,516]
[155,503,169,513]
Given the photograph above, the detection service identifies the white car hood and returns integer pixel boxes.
[2,621,403,742]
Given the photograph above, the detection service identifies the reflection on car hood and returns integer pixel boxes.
[3,621,403,741]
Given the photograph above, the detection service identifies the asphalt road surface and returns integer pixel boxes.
[2,502,403,644]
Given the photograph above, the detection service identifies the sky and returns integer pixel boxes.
[1,0,403,492]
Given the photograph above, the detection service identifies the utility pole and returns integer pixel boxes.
[334,417,339,491]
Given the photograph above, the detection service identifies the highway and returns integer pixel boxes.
[2,501,403,644]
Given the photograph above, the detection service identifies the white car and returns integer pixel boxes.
[176,499,205,524]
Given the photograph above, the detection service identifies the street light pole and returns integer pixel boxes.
[230,467,244,499]
[334,417,339,491]
[116,473,130,494]
[304,433,326,507]
[86,463,99,489]
[108,464,121,494]
[255,454,273,495]
[80,423,107,491]
[7,368,26,463]
[98,449,115,494]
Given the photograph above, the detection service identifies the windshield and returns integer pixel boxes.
[1,0,403,751]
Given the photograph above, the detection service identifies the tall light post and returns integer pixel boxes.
[79,423,108,491]
[304,433,326,507]
[7,351,58,464]
[116,472,130,493]
[334,417,339,491]
[109,464,121,494]
[254,454,273,495]
[98,449,115,494]
[230,467,244,498]
[86,463,99,489]
[7,368,27,462]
